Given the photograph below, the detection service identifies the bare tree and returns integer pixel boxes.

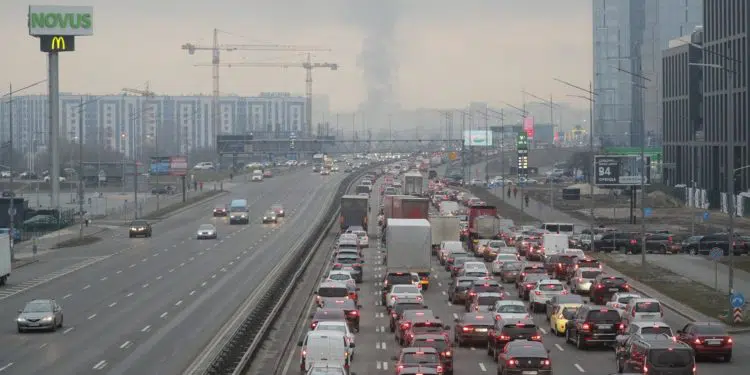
[33,137,126,172]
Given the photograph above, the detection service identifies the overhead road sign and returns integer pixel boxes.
[39,35,75,52]
[594,155,651,186]
[28,6,94,36]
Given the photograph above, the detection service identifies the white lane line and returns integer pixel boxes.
[437,282,442,287]
[126,292,134,297]
[63,327,74,334]
[141,258,147,262]
[376,362,382,370]
[153,253,158,257]
[479,363,487,372]
[381,341,387,350]
[82,284,91,290]
[156,276,163,280]
[554,343,564,351]
[539,327,547,334]
[0,363,13,372]
[92,360,108,370]
[380,326,385,333]
[382,361,388,370]
[452,313,458,319]
[574,363,585,372]
[441,290,447,295]
[211,274,217,279]
[39,343,48,349]
[116,270,122,274]
[141,325,151,332]
[62,293,72,299]
[189,257,195,261]
[129,264,136,268]
[119,341,132,349]
[87,314,96,320]
[189,290,196,296]
[142,283,149,288]
[376,342,381,349]
[169,268,175,273]
[108,302,117,307]
[180,262,186,267]
[175,300,183,307]
[201,281,207,287]
[470,347,476,351]
[160,312,168,318]
[100,277,108,281]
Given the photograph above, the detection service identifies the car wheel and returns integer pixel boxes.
[724,353,732,362]
[565,329,572,344]
[689,248,697,255]
[17,325,23,333]
[58,315,63,327]
[576,334,586,350]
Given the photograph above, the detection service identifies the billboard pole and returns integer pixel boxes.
[48,52,61,212]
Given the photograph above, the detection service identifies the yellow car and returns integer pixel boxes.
[550,303,583,336]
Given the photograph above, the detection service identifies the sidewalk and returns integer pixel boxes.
[12,224,115,259]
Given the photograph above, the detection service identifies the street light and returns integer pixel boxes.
[554,78,598,251]
[690,61,737,294]
[522,90,561,209]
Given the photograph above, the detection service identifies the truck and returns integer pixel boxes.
[430,156,442,167]
[474,216,502,239]
[430,216,460,253]
[389,196,429,220]
[542,233,569,258]
[324,155,334,170]
[0,234,10,286]
[403,172,425,196]
[340,195,369,232]
[467,205,498,252]
[312,154,324,172]
[439,201,459,216]
[386,219,432,290]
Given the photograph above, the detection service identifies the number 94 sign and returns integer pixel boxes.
[594,155,651,186]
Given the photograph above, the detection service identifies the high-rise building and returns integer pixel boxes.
[0,93,307,168]
[593,0,702,147]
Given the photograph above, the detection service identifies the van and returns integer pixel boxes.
[616,336,694,374]
[315,281,350,306]
[542,233,569,258]
[298,331,352,373]
[540,222,575,235]
[228,199,249,224]
[622,298,664,327]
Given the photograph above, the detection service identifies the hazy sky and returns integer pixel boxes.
[2,0,592,112]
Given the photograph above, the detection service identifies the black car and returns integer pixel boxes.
[487,318,541,358]
[382,271,415,305]
[129,220,152,238]
[517,274,548,301]
[392,348,443,374]
[495,340,552,375]
[590,275,630,305]
[309,308,348,330]
[453,312,494,347]
[565,304,622,349]
[271,204,285,217]
[448,277,479,304]
[390,298,428,332]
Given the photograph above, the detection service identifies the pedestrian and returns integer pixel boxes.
[199,181,204,191]
[513,187,518,198]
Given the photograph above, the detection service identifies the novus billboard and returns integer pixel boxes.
[28,6,94,36]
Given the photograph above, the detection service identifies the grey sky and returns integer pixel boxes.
[2,0,592,112]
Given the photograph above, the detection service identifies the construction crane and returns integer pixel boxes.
[122,83,158,159]
[182,28,330,142]
[195,53,338,138]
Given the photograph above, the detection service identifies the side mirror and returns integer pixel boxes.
[454,318,459,322]
[358,305,363,309]
[390,355,398,361]
[443,325,451,330]
[297,340,303,346]
[313,291,318,295]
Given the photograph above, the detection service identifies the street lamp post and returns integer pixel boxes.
[554,78,598,251]
[522,90,561,209]
[500,101,529,213]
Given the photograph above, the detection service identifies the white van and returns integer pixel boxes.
[622,298,664,327]
[251,169,263,181]
[540,222,575,235]
[298,331,352,373]
[542,233,569,257]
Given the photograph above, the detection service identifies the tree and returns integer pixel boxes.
[567,151,594,179]
[33,137,126,172]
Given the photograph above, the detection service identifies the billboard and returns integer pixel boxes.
[523,116,535,138]
[28,6,94,36]
[150,156,188,176]
[463,130,493,147]
[594,155,651,186]
[39,35,75,52]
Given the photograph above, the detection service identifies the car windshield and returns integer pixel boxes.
[412,338,447,351]
[392,285,420,293]
[496,304,526,313]
[315,324,347,334]
[198,225,214,231]
[229,206,246,212]
[131,220,148,226]
[272,205,283,210]
[488,241,506,248]
[539,284,564,291]
[23,302,52,313]
[694,325,727,335]
[562,308,578,319]
[618,296,637,304]
[558,256,576,264]
[635,302,661,313]
[402,352,439,364]
[318,287,348,298]
[411,323,443,334]
[641,326,672,335]
[503,263,522,271]
[465,271,487,277]
[648,349,693,367]
[328,274,351,281]
[587,310,621,321]
[581,271,601,278]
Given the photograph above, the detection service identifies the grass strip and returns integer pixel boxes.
[142,190,224,220]
[53,236,102,249]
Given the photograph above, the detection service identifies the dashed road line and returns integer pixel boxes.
[574,363,585,372]
[0,256,108,301]
[141,325,151,332]
[87,314,97,320]
[92,360,107,370]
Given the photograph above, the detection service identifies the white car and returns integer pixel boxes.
[528,279,567,313]
[326,271,356,289]
[491,300,530,322]
[492,253,520,275]
[385,284,422,309]
[347,229,368,248]
[43,176,66,183]
[570,267,603,294]
[564,248,586,259]
[605,292,642,316]
[460,262,490,279]
[313,321,356,358]
[621,298,664,328]
[251,170,263,181]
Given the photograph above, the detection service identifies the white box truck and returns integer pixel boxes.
[430,216,460,253]
[438,201,459,216]
[386,218,432,290]
[403,171,425,196]
[0,234,11,286]
[543,233,569,257]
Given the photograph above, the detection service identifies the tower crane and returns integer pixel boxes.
[122,83,158,159]
[182,28,330,143]
[195,53,338,137]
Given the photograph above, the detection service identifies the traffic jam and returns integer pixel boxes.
[297,157,733,375]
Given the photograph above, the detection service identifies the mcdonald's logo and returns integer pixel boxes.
[39,35,75,52]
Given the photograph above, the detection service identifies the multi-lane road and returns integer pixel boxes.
[0,168,347,375]
[278,169,749,375]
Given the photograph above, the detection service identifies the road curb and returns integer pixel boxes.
[12,258,39,269]
[146,191,230,221]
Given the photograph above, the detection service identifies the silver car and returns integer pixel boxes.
[570,267,603,294]
[262,211,278,223]
[17,299,63,332]
[196,224,218,239]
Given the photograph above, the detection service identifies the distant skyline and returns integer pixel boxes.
[1,0,593,112]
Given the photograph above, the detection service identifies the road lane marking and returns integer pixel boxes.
[382,361,388,370]
[141,258,147,262]
[63,293,72,299]
[441,290,446,295]
[39,343,48,349]
[156,276,163,280]
[381,342,387,350]
[141,325,151,332]
[201,282,207,287]
[119,341,132,349]
[211,274,217,278]
[169,268,175,273]
[82,285,91,290]
[376,362,382,370]
[92,360,107,370]
[189,290,196,296]
[129,264,136,268]
[180,262,186,267]
[126,292,134,297]
[87,314,96,320]
[142,283,149,288]
[555,343,564,351]
[63,327,74,334]
[376,342,381,349]
[160,312,168,318]
[116,270,122,274]
[175,300,183,307]
[100,277,108,281]
[574,364,585,372]
[479,363,487,372]
[0,363,13,372]
[539,327,547,334]
[108,302,117,307]
[453,313,458,319]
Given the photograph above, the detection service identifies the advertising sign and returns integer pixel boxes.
[169,156,188,176]
[39,35,75,52]
[523,116,535,138]
[149,156,188,176]
[594,155,651,186]
[463,130,493,147]
[28,6,94,36]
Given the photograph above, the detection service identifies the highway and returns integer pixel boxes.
[0,168,347,375]
[277,163,749,375]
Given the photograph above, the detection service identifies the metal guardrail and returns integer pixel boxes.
[201,167,374,375]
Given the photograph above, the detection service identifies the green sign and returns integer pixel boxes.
[28,6,94,36]
[603,147,662,161]
[516,133,528,149]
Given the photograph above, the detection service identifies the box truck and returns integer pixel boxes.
[403,172,425,196]
[384,196,429,220]
[430,216,460,254]
[340,195,369,231]
[0,234,11,286]
[386,219,432,290]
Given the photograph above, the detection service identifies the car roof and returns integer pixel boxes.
[318,281,348,288]
[495,300,525,306]
[313,308,347,318]
[321,299,357,308]
[411,333,448,340]
[401,347,438,354]
[538,279,563,284]
[28,299,53,304]
[477,292,503,297]
[460,313,492,323]
[306,330,346,338]
[632,320,670,328]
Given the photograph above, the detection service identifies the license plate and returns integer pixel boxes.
[598,324,612,330]
[27,323,39,327]
[640,314,657,319]
[522,371,538,375]
[609,288,619,292]
[475,328,488,332]
[706,339,722,346]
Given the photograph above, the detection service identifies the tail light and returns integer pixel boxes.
[498,335,511,341]
[561,290,569,295]
[534,291,542,295]
[401,323,411,330]
[437,365,444,373]
[541,359,551,367]
[462,327,472,332]
[577,277,582,282]
[506,358,518,367]
[694,338,702,344]
[442,350,452,357]
[581,323,591,331]
[397,365,404,373]
[469,292,477,297]
[521,272,527,277]
[301,349,306,357]
[597,284,604,289]
[623,283,630,291]
[618,323,625,330]
[630,239,637,245]
[727,337,733,344]
[531,335,542,341]
[526,284,535,289]
[311,322,318,329]
[667,236,673,244]
[349,311,359,316]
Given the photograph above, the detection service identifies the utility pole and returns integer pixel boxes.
[78,97,84,241]
[8,83,15,261]
[484,106,489,185]
[461,111,467,182]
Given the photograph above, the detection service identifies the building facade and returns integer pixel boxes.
[662,30,704,187]
[0,92,307,166]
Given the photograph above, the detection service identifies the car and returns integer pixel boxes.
[448,257,472,277]
[498,261,523,283]
[439,245,467,265]
[212,205,228,217]
[515,263,546,289]
[565,304,623,349]
[495,340,552,374]
[313,321,356,358]
[196,223,218,239]
[129,220,152,238]
[262,210,278,224]
[569,267,603,295]
[297,330,351,373]
[320,298,361,332]
[453,312,494,347]
[271,204,285,217]
[263,170,273,178]
[549,303,582,336]
[491,254,520,275]
[528,279,568,313]
[395,366,440,375]
[401,318,450,347]
[392,347,444,374]
[332,264,363,283]
[326,270,356,289]
[17,299,63,332]
[251,170,263,181]
[621,298,664,328]
[490,300,530,322]
[408,334,454,375]
[447,276,479,304]
[442,249,469,269]
[386,284,423,309]
[314,281,350,307]
[605,292,643,316]
[516,274,548,301]
[590,275,631,305]
[487,318,542,358]
[615,320,674,350]
[382,272,418,305]
[389,298,428,332]
[465,280,504,308]
[394,309,436,340]
[676,322,733,361]
[567,257,602,280]
[467,292,505,312]
[544,294,585,322]
[310,308,348,330]
[345,226,369,248]
[549,254,578,280]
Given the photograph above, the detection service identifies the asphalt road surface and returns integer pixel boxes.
[277,169,749,375]
[0,167,348,375]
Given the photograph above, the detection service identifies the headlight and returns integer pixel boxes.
[16,317,25,322]
[263,217,268,220]
[42,316,53,321]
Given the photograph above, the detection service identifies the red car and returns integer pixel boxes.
[212,205,228,217]
[677,322,733,361]
[402,319,450,347]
